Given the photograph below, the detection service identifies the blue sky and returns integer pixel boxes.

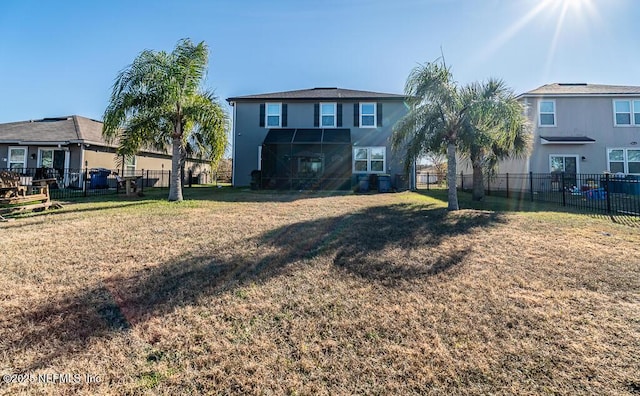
[0,0,636,124]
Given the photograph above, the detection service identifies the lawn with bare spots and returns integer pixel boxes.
[0,188,638,395]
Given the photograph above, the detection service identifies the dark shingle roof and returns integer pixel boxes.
[0,115,108,145]
[227,87,405,102]
[522,83,640,96]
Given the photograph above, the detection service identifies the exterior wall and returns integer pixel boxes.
[524,96,640,174]
[83,147,121,169]
[232,99,408,187]
[0,144,81,170]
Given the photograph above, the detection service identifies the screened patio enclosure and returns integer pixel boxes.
[261,128,352,190]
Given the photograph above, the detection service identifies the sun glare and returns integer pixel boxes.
[476,0,600,72]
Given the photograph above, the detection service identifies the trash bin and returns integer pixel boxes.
[357,174,369,192]
[625,176,640,195]
[378,174,391,193]
[89,168,111,189]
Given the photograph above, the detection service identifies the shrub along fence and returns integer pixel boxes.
[418,172,640,216]
[1,167,232,200]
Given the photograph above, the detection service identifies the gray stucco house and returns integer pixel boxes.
[512,83,640,176]
[227,87,409,190]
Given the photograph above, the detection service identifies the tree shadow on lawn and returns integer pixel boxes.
[4,203,505,373]
[0,201,154,230]
[181,186,355,203]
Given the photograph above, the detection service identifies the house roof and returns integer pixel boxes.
[0,115,108,146]
[521,83,640,97]
[227,87,406,102]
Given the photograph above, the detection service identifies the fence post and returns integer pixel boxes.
[561,172,566,207]
[426,172,430,191]
[529,171,534,202]
[83,167,88,197]
[460,171,464,190]
[506,173,510,199]
[140,169,144,193]
[168,170,171,189]
[189,170,193,188]
[487,174,491,196]
[605,173,611,214]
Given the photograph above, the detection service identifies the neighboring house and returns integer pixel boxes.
[502,83,640,176]
[459,83,640,192]
[227,87,410,190]
[0,115,210,187]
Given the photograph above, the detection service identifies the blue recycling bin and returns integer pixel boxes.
[378,174,391,193]
[89,168,111,189]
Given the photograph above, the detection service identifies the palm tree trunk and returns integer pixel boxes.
[446,142,459,211]
[168,137,184,202]
[472,163,484,201]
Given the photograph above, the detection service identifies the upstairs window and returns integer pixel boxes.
[320,103,336,127]
[360,103,376,128]
[259,103,286,128]
[538,100,556,126]
[266,103,282,127]
[613,100,640,126]
[614,100,631,125]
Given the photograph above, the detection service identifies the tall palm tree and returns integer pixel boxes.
[392,58,466,211]
[459,79,531,201]
[103,39,228,202]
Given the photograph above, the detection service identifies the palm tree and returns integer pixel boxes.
[392,58,466,211]
[458,80,531,201]
[102,39,228,202]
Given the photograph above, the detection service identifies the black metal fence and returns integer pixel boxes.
[417,172,640,216]
[1,167,232,200]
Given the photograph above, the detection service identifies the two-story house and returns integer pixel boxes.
[516,83,640,176]
[227,88,409,190]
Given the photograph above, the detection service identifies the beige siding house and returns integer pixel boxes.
[0,115,210,187]
[459,83,640,191]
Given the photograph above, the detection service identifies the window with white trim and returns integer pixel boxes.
[608,148,640,174]
[549,155,578,173]
[266,103,281,127]
[613,100,640,126]
[320,102,336,128]
[353,147,386,173]
[8,147,27,172]
[538,100,556,126]
[360,102,376,128]
[124,155,136,177]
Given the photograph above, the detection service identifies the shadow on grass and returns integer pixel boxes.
[5,203,505,373]
[1,201,154,227]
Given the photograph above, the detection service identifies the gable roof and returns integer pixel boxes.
[521,83,640,97]
[0,115,108,146]
[227,87,406,102]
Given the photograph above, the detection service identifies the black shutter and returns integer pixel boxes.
[259,104,265,127]
[376,102,383,127]
[353,103,359,127]
[337,103,343,127]
[282,104,288,127]
[314,103,319,127]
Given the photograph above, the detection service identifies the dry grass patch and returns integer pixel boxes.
[0,189,638,395]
